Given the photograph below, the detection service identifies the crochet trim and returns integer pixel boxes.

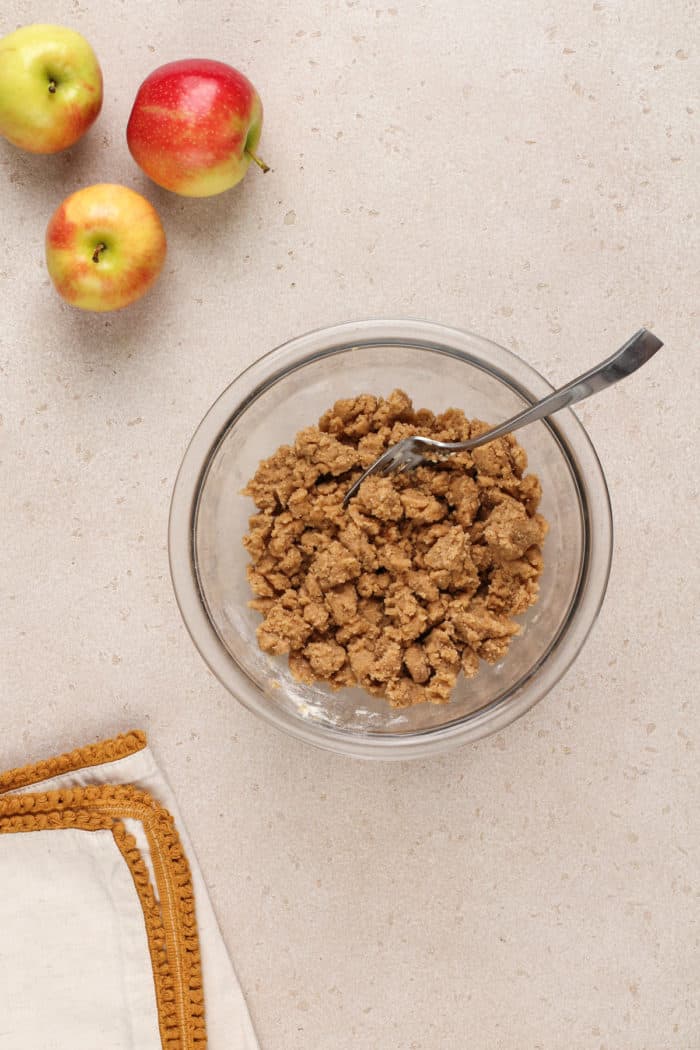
[0,780,205,1049]
[0,730,147,794]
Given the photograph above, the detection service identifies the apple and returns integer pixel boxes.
[0,24,102,154]
[45,184,166,312]
[126,58,268,197]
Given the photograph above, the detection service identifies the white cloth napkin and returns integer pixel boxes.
[0,731,259,1050]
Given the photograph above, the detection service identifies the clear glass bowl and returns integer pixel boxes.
[169,320,612,759]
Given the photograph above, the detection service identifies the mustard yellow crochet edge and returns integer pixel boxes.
[0,782,205,1050]
[0,730,147,794]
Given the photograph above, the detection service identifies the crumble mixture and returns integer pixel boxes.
[242,390,548,708]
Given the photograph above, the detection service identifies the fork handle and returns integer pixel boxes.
[449,328,664,452]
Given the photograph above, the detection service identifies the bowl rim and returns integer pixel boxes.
[168,318,613,759]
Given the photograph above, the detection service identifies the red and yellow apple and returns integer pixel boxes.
[0,24,102,154]
[126,58,268,197]
[45,184,166,312]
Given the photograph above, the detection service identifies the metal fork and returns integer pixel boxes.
[343,328,663,507]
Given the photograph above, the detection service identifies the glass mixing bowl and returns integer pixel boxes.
[169,320,612,759]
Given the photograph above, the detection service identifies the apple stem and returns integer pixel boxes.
[92,243,107,263]
[48,80,57,94]
[246,148,270,174]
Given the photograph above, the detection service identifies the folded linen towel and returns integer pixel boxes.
[0,730,259,1050]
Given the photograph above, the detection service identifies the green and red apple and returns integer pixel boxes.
[0,24,102,153]
[45,184,166,312]
[127,58,268,197]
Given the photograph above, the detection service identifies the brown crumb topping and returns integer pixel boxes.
[243,390,548,707]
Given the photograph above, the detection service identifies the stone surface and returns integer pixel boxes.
[1,2,697,1048]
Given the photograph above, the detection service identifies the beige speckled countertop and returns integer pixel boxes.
[2,1,698,1048]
